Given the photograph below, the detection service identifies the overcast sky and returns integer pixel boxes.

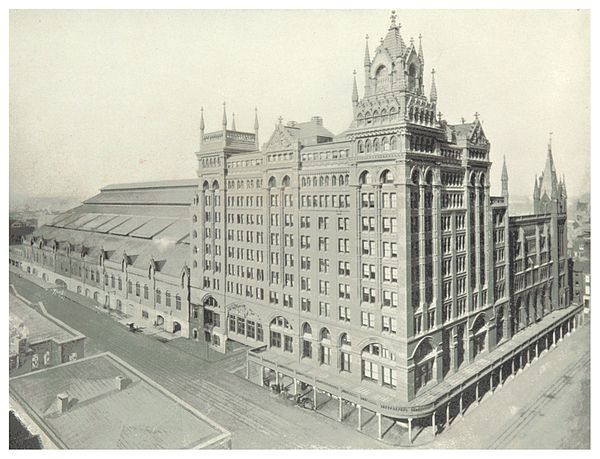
[9,9,590,201]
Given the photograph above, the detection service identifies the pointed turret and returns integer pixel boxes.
[501,155,509,199]
[418,33,424,62]
[539,132,558,199]
[231,112,236,131]
[430,68,437,103]
[254,107,259,149]
[222,102,227,130]
[352,70,359,107]
[363,34,371,67]
[199,107,205,148]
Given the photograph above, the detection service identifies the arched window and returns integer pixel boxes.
[381,109,388,124]
[204,296,218,308]
[362,343,397,388]
[381,169,394,184]
[143,284,149,299]
[382,136,390,151]
[373,138,380,151]
[135,282,140,297]
[302,323,313,358]
[270,316,294,353]
[282,176,291,187]
[268,176,277,188]
[319,328,331,365]
[127,281,132,294]
[357,140,364,154]
[165,291,171,307]
[156,289,161,304]
[413,339,434,392]
[332,175,337,186]
[408,63,417,92]
[118,277,122,291]
[175,294,181,310]
[212,180,219,190]
[359,170,371,185]
[365,139,372,153]
[472,314,487,358]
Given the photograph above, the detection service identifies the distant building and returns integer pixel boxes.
[9,352,232,449]
[9,294,85,377]
[9,219,35,246]
[572,258,590,309]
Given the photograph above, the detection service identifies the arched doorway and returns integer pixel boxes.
[156,315,164,326]
[77,285,82,294]
[173,321,181,333]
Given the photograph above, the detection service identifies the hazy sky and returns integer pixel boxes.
[9,9,590,201]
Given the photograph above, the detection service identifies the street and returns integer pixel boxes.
[9,272,590,449]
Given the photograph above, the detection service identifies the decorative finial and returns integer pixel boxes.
[390,10,397,29]
[437,112,443,122]
[231,112,236,131]
[254,107,259,131]
[222,101,227,128]
[353,69,356,75]
[278,116,283,125]
[410,36,414,46]
[380,37,384,46]
[199,107,205,131]
[474,112,480,120]
[461,117,465,124]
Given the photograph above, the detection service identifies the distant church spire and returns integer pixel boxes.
[501,155,509,198]
[199,107,205,147]
[254,107,259,149]
[430,68,437,103]
[352,70,359,107]
[231,112,236,131]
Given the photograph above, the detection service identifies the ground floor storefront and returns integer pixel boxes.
[247,303,585,445]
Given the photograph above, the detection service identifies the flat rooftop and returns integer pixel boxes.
[9,352,231,449]
[9,294,79,355]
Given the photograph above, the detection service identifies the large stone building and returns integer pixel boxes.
[11,11,583,441]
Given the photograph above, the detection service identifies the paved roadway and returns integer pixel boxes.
[9,273,386,449]
[429,318,590,449]
[10,272,590,449]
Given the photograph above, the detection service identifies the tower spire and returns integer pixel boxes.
[418,33,424,61]
[222,102,227,129]
[231,112,236,131]
[430,68,437,103]
[352,70,359,107]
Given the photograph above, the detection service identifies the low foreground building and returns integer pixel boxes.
[9,352,232,449]
[9,292,85,377]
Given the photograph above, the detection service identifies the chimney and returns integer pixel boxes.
[311,116,323,126]
[115,375,128,391]
[57,393,69,413]
[17,338,27,354]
